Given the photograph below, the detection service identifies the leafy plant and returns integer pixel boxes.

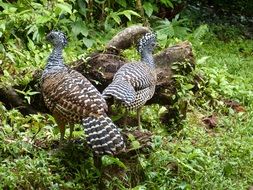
[15,88,40,104]
[153,15,190,47]
[104,9,140,30]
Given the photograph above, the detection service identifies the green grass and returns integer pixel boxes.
[141,109,253,189]
[199,39,253,107]
[199,38,253,88]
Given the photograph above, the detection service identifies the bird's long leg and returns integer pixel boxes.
[68,125,74,142]
[93,153,105,188]
[54,114,66,146]
[58,123,66,145]
[137,107,142,130]
[123,108,129,127]
[114,100,128,127]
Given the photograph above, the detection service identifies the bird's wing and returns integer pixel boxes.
[122,85,156,109]
[114,62,156,91]
[42,69,107,117]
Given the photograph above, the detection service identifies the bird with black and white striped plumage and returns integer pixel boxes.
[41,30,125,155]
[102,32,157,128]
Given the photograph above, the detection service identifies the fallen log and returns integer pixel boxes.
[0,26,195,125]
[0,86,38,115]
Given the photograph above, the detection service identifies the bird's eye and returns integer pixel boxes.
[151,42,156,46]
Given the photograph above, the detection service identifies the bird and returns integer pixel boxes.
[41,30,125,155]
[102,32,157,128]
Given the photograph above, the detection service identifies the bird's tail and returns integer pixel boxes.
[82,115,125,155]
[102,80,135,104]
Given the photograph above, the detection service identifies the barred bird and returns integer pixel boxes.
[102,33,157,128]
[41,31,125,155]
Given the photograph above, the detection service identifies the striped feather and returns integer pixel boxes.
[123,85,155,110]
[113,62,156,91]
[102,79,136,104]
[83,115,125,155]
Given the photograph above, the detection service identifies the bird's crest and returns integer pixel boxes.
[46,30,68,47]
[137,32,156,53]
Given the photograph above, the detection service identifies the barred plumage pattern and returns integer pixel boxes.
[102,33,157,111]
[122,86,156,110]
[83,116,125,154]
[41,31,125,155]
[102,79,136,104]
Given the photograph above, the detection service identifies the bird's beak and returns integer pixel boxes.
[46,33,51,41]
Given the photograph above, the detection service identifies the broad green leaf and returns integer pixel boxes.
[116,0,127,8]
[32,28,39,41]
[4,7,17,14]
[3,70,11,78]
[30,2,43,9]
[71,20,89,37]
[56,3,72,14]
[0,24,5,37]
[83,38,94,48]
[158,106,167,115]
[27,38,35,51]
[77,0,87,16]
[128,133,136,141]
[102,155,127,169]
[132,140,141,149]
[0,44,5,52]
[5,52,15,63]
[160,0,174,8]
[143,2,153,17]
[0,23,6,32]
[131,185,147,190]
[197,56,210,65]
[36,15,52,24]
[185,83,194,90]
[118,10,140,21]
[111,13,121,24]
[26,25,37,35]
[0,2,12,10]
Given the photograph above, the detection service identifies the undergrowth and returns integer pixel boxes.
[1,30,252,189]
[0,1,253,189]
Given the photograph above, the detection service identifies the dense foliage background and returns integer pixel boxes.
[0,0,252,189]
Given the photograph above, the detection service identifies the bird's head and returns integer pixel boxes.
[46,30,68,47]
[137,32,157,54]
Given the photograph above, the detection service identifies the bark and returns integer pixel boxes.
[106,25,151,51]
[0,86,38,115]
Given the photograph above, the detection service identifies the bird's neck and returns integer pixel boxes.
[141,50,155,68]
[45,45,65,70]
